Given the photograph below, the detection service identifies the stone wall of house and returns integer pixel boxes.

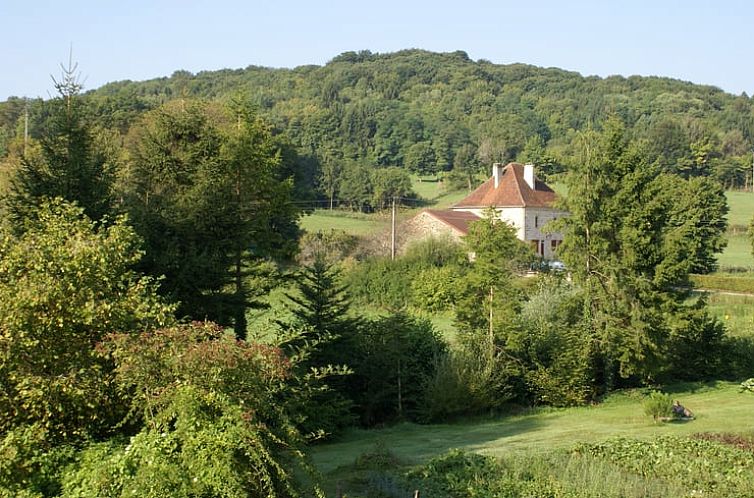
[399,212,465,252]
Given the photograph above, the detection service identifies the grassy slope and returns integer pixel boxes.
[313,382,754,475]
[299,210,390,236]
[706,292,754,337]
[726,191,754,228]
[298,177,468,237]
[718,191,754,269]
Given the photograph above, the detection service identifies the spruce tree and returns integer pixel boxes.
[8,57,113,226]
[280,257,359,367]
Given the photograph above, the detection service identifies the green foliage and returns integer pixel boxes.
[409,266,462,312]
[73,322,322,498]
[642,391,673,422]
[277,258,359,437]
[0,424,77,498]
[665,301,726,380]
[120,99,300,337]
[404,141,437,177]
[574,435,754,496]
[558,120,729,385]
[518,280,596,406]
[346,237,467,311]
[350,314,447,426]
[370,167,413,210]
[0,199,174,440]
[404,449,572,498]
[455,210,534,347]
[7,76,115,226]
[420,347,514,422]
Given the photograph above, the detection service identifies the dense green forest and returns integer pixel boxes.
[2,49,754,205]
[1,51,754,496]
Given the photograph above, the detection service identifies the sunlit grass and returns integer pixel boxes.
[705,292,754,338]
[299,210,390,236]
[726,190,754,228]
[313,382,754,476]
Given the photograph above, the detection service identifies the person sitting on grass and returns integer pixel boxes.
[672,400,694,419]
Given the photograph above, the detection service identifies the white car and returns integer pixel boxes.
[548,260,566,271]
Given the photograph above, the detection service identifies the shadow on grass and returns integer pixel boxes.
[313,415,545,475]
[662,380,726,395]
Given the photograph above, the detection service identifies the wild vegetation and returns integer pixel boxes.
[1,51,754,496]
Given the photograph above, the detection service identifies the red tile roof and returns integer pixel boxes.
[454,163,557,209]
[424,209,480,235]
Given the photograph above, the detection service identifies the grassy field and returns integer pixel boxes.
[718,233,752,269]
[718,191,754,270]
[313,382,754,474]
[706,292,754,337]
[299,210,390,236]
[726,191,754,228]
[298,177,468,237]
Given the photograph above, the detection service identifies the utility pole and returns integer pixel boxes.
[751,151,753,193]
[391,197,396,260]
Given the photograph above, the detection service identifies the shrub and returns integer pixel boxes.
[0,199,174,441]
[66,322,323,498]
[349,314,447,426]
[575,435,754,496]
[518,280,595,406]
[420,348,516,422]
[345,237,466,311]
[410,266,462,312]
[643,391,673,422]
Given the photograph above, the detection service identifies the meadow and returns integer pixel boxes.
[298,176,469,239]
[302,187,754,497]
[314,382,754,497]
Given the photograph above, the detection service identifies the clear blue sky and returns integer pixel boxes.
[2,0,752,100]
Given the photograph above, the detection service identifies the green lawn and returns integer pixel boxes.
[726,191,754,228]
[298,178,470,238]
[299,210,390,236]
[312,382,754,476]
[706,292,754,337]
[718,233,752,269]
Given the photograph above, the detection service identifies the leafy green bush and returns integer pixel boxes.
[345,237,466,311]
[0,199,174,441]
[61,322,322,498]
[349,314,447,426]
[0,424,76,498]
[405,450,572,498]
[410,266,462,312]
[420,348,516,422]
[664,303,725,381]
[642,391,673,422]
[574,436,754,496]
[721,336,754,380]
[518,280,596,406]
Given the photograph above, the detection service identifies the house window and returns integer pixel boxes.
[531,240,539,253]
[534,216,539,228]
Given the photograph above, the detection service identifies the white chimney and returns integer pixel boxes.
[492,162,503,188]
[524,163,535,189]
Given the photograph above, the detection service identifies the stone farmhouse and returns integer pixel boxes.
[404,162,566,259]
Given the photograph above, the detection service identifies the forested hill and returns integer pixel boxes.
[3,49,753,187]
